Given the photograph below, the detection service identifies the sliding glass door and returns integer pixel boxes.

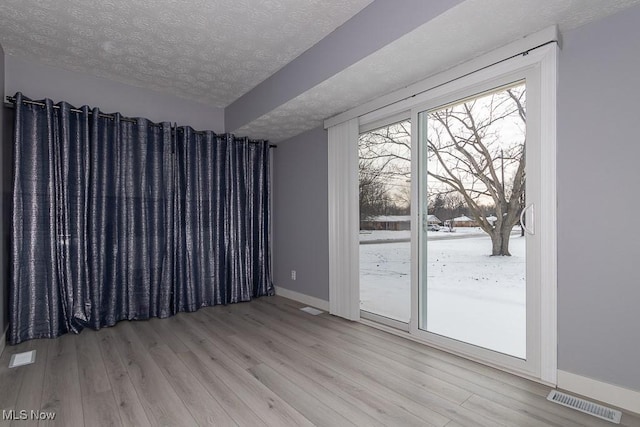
[344,42,556,382]
[413,74,542,376]
[359,120,411,325]
[417,81,529,357]
[358,83,536,362]
[355,80,542,374]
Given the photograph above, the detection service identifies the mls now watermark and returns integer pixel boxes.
[3,409,56,421]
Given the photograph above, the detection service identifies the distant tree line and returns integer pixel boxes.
[359,157,410,221]
[428,193,491,223]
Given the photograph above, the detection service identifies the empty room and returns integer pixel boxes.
[1,0,639,425]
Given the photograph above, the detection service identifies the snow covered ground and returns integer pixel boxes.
[359,228,526,358]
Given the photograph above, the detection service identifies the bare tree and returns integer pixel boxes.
[428,192,466,223]
[359,157,392,221]
[357,89,525,256]
[427,84,526,255]
[359,121,411,180]
[359,121,411,221]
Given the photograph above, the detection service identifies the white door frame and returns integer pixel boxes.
[410,68,543,380]
[329,35,557,384]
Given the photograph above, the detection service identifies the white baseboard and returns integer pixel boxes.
[557,370,640,415]
[274,287,330,312]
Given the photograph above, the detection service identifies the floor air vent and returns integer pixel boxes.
[547,390,621,424]
[9,350,36,368]
[300,306,323,315]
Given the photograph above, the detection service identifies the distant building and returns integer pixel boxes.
[360,214,442,230]
[426,214,441,225]
[450,215,478,227]
[360,215,410,231]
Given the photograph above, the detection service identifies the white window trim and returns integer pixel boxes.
[407,61,553,382]
[326,28,557,384]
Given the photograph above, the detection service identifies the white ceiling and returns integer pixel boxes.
[1,0,639,142]
[0,0,373,107]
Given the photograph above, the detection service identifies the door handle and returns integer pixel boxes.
[520,203,535,235]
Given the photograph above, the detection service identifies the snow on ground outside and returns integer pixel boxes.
[359,226,489,242]
[359,228,525,358]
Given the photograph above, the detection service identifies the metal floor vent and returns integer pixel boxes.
[547,390,622,424]
[9,350,36,369]
[300,306,323,315]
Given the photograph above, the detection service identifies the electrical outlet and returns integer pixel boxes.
[291,270,297,280]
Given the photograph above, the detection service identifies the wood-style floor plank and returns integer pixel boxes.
[1,295,639,427]
[220,320,429,426]
[208,304,458,427]
[235,307,484,427]
[39,334,84,426]
[248,362,356,427]
[269,296,552,395]
[237,305,466,425]
[106,322,196,426]
[141,317,189,354]
[75,330,123,427]
[166,313,314,427]
[256,298,640,427]
[147,343,237,426]
[177,351,268,427]
[226,311,451,426]
[318,322,594,427]
[265,298,640,427]
[461,394,555,427]
[246,300,473,405]
[8,340,48,427]
[96,329,151,427]
[230,337,433,426]
[246,298,606,427]
[226,333,385,427]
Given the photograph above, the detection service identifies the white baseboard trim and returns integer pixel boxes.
[274,287,330,312]
[0,326,7,357]
[557,370,640,415]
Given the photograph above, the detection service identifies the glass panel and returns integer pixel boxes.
[359,120,411,323]
[420,83,527,358]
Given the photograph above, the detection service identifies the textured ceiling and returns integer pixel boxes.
[1,0,639,142]
[0,0,373,107]
[236,0,640,141]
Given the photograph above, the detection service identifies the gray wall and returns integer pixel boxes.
[0,43,6,339]
[5,56,225,132]
[273,126,329,301]
[557,5,640,392]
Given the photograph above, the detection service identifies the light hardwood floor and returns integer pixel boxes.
[1,296,638,426]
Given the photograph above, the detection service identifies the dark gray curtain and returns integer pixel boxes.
[173,128,272,311]
[9,93,273,345]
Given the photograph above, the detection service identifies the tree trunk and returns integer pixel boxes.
[490,225,513,256]
[500,227,512,256]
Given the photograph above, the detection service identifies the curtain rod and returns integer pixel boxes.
[6,95,139,123]
[4,95,276,148]
[325,34,559,129]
